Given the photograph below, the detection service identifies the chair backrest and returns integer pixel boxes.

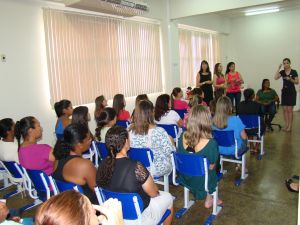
[238,115,260,129]
[174,109,187,119]
[96,142,109,159]
[157,124,178,139]
[100,188,144,220]
[116,120,130,128]
[213,130,236,147]
[127,148,154,168]
[1,161,23,179]
[54,179,84,193]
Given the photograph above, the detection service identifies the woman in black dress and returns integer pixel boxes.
[274,58,299,132]
[196,60,213,105]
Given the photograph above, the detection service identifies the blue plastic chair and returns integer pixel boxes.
[53,179,84,193]
[116,120,130,128]
[128,148,170,192]
[95,142,109,160]
[94,187,171,225]
[238,115,265,159]
[174,109,187,119]
[213,130,248,184]
[82,141,99,167]
[0,161,22,195]
[171,152,222,223]
[157,124,179,145]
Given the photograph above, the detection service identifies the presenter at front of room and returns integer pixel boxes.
[196,60,213,105]
[274,58,299,132]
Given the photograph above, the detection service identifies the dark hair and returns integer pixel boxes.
[72,106,89,126]
[171,87,182,109]
[96,126,128,187]
[214,88,225,100]
[95,107,116,141]
[199,60,211,74]
[192,87,203,96]
[54,100,72,117]
[0,118,14,140]
[226,62,235,74]
[154,94,170,121]
[15,116,35,148]
[283,58,291,63]
[243,88,255,101]
[53,123,89,160]
[135,94,149,106]
[94,95,106,120]
[214,63,223,78]
[113,94,125,117]
[261,79,270,91]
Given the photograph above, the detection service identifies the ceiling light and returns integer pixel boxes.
[245,7,280,16]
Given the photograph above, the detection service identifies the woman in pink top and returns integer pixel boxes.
[225,62,244,112]
[213,63,226,91]
[16,116,55,175]
[113,94,130,121]
[171,87,188,110]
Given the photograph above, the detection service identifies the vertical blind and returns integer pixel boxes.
[43,9,163,106]
[178,26,220,88]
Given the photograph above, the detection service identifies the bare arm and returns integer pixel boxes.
[82,161,97,191]
[238,72,244,84]
[142,176,159,198]
[48,148,56,162]
[285,76,299,85]
[274,64,282,80]
[196,73,200,87]
[240,130,247,140]
[177,118,183,128]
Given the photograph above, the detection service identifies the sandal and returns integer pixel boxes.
[285,179,299,193]
[204,198,223,209]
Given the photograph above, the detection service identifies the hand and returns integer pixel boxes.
[93,198,123,225]
[284,76,291,81]
[11,217,21,223]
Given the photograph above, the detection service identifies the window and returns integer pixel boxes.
[178,24,220,88]
[43,9,163,105]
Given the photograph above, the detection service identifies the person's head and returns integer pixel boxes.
[72,106,90,126]
[54,100,73,118]
[0,118,15,141]
[154,94,170,121]
[15,116,42,147]
[243,88,255,101]
[0,201,9,223]
[96,126,129,187]
[94,95,107,119]
[171,87,183,108]
[214,63,223,76]
[135,94,149,107]
[95,107,117,141]
[192,88,204,99]
[213,96,232,129]
[188,94,203,108]
[113,94,126,116]
[132,100,155,135]
[35,190,99,225]
[199,60,211,73]
[53,123,92,160]
[226,62,235,74]
[261,79,270,90]
[184,105,212,148]
[214,88,225,100]
[283,58,291,70]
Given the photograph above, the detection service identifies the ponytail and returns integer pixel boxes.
[53,139,72,160]
[14,116,35,149]
[95,108,116,141]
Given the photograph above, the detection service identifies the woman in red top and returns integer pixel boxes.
[225,62,244,112]
[113,94,130,121]
[171,87,188,110]
[213,63,226,91]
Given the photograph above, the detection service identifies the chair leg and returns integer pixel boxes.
[163,175,169,193]
[204,187,222,225]
[241,154,248,180]
[260,136,264,156]
[175,187,194,218]
[220,156,227,175]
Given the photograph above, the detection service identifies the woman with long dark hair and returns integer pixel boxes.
[196,60,213,105]
[95,107,117,142]
[54,99,73,137]
[113,94,130,121]
[94,95,107,120]
[213,63,226,91]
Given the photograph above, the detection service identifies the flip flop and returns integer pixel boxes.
[285,179,299,193]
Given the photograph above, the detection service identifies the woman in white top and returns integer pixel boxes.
[0,118,19,163]
[129,100,175,177]
[95,107,117,143]
[154,94,183,127]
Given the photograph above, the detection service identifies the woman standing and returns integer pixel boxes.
[225,62,244,112]
[196,60,213,105]
[213,63,226,91]
[274,58,299,131]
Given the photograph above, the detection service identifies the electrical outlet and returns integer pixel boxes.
[1,54,6,62]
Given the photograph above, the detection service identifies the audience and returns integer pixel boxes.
[54,99,73,137]
[196,60,213,105]
[171,87,188,110]
[177,105,222,208]
[52,124,97,204]
[237,88,262,115]
[154,94,183,127]
[97,126,174,225]
[16,117,55,175]
[183,94,203,127]
[129,100,175,177]
[191,88,207,106]
[213,63,226,91]
[95,107,117,143]
[113,94,130,121]
[94,95,108,120]
[72,106,91,127]
[209,88,225,115]
[0,118,19,163]
[131,94,149,122]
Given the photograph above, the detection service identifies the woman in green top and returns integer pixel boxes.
[177,105,222,208]
[256,79,279,128]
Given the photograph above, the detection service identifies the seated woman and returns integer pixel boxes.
[113,94,130,121]
[16,117,55,175]
[129,100,175,177]
[177,105,222,208]
[237,88,262,115]
[95,107,117,143]
[209,88,225,115]
[183,94,203,127]
[94,95,108,120]
[212,96,248,156]
[256,79,279,129]
[0,118,19,163]
[154,94,183,127]
[97,126,174,225]
[54,99,73,137]
[72,106,91,127]
[131,94,149,122]
[171,87,188,110]
[191,88,207,106]
[52,124,97,204]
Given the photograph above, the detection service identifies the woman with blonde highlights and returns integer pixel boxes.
[177,105,222,208]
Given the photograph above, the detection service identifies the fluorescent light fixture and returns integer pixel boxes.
[245,7,280,16]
